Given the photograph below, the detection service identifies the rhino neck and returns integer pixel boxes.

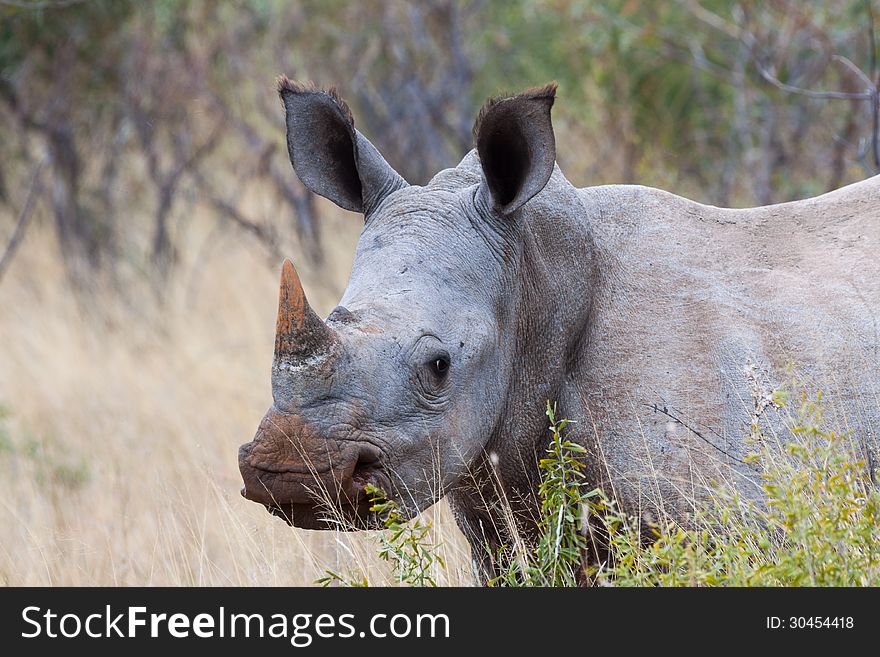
[453,169,599,556]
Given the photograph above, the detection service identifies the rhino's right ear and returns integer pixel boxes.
[277,77,407,215]
[473,82,557,215]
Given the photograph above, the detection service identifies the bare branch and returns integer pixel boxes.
[0,0,84,8]
[0,157,45,284]
[190,170,279,258]
[679,0,744,41]
[832,54,875,89]
[755,62,872,100]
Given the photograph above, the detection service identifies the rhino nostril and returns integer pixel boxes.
[350,444,383,491]
[357,443,382,465]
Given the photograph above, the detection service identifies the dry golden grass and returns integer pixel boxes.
[0,199,472,586]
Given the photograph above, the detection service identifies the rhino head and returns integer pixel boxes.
[239,78,564,533]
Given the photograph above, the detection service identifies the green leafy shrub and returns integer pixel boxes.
[491,402,597,586]
[592,392,880,586]
[316,484,445,587]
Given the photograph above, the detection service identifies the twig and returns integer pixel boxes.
[0,0,84,8]
[644,402,748,465]
[0,158,44,284]
[189,170,280,258]
[755,62,872,100]
[680,0,743,41]
[832,54,875,89]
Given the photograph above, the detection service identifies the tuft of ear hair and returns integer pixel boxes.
[471,82,558,146]
[275,75,356,130]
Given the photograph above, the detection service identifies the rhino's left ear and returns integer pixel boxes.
[473,82,557,215]
[277,77,407,216]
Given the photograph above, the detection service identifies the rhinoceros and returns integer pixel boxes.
[239,78,880,581]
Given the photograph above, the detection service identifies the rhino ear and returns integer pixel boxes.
[473,82,557,215]
[277,77,407,215]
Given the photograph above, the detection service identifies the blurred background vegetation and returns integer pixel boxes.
[0,0,877,585]
[1,0,878,288]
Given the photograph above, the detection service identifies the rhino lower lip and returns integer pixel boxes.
[264,501,384,530]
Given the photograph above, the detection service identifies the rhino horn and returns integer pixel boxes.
[274,258,336,362]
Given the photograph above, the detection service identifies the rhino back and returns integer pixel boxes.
[572,176,880,516]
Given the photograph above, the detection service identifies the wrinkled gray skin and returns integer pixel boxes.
[239,79,880,583]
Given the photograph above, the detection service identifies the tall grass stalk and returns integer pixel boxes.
[316,484,445,587]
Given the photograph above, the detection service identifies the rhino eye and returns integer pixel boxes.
[429,355,450,378]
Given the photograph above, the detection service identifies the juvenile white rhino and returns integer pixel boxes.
[239,79,880,580]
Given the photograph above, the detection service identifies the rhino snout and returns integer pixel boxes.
[238,408,387,529]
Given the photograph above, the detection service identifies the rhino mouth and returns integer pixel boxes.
[262,498,386,531]
[238,446,393,531]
